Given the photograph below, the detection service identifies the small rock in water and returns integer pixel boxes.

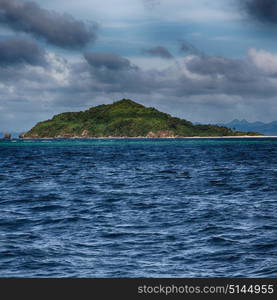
[3,132,11,139]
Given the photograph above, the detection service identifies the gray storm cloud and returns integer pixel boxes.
[83,52,155,93]
[186,55,258,82]
[0,37,46,66]
[80,50,273,97]
[0,0,97,48]
[179,40,203,56]
[142,46,173,59]
[84,52,133,70]
[241,0,277,24]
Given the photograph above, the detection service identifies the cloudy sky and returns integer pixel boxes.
[1,0,277,131]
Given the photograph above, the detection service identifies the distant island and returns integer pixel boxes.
[218,119,277,136]
[23,99,262,138]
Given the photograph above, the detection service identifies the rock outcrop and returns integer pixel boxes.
[3,132,11,139]
[81,130,89,137]
[147,130,175,138]
[19,132,25,139]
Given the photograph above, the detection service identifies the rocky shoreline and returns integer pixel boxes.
[22,129,266,139]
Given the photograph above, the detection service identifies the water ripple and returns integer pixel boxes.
[0,138,277,277]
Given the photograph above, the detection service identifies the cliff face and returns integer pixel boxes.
[24,99,262,138]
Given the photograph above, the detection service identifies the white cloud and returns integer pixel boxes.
[46,53,71,85]
[248,48,277,74]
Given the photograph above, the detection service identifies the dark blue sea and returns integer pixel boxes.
[0,138,277,278]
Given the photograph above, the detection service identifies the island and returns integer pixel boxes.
[23,99,262,138]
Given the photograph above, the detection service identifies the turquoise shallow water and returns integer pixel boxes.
[1,137,277,147]
[0,138,277,277]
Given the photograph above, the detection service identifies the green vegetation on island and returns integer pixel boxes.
[24,99,262,138]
